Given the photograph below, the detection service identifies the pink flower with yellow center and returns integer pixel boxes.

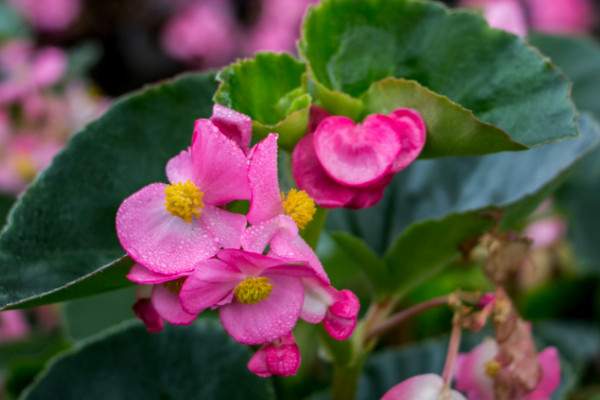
[116,117,251,276]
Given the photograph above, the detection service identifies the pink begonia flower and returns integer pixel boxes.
[460,0,527,36]
[179,248,321,345]
[0,134,62,194]
[241,133,359,340]
[161,1,237,67]
[8,0,81,32]
[454,339,561,400]
[292,108,426,208]
[526,0,593,34]
[381,374,466,400]
[525,217,566,249]
[247,332,301,377]
[128,263,197,331]
[116,118,250,276]
[0,310,30,343]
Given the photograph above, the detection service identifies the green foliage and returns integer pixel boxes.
[300,0,577,148]
[214,53,310,151]
[0,73,218,310]
[21,321,276,400]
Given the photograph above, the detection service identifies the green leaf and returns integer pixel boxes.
[21,321,276,400]
[0,194,14,228]
[529,35,600,272]
[361,78,525,158]
[300,0,577,148]
[0,72,218,310]
[214,53,310,151]
[326,114,599,294]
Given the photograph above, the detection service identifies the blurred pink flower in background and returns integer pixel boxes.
[381,374,466,400]
[8,0,81,32]
[0,310,30,343]
[161,1,238,68]
[460,0,594,35]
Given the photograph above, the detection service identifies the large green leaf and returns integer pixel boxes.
[214,53,310,151]
[300,0,577,149]
[21,321,275,400]
[326,114,599,294]
[529,35,600,272]
[0,73,218,310]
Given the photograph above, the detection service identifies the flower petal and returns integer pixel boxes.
[241,217,283,254]
[116,183,220,275]
[132,299,164,333]
[247,134,284,225]
[219,274,304,345]
[247,332,300,377]
[388,108,427,173]
[346,187,386,209]
[190,119,250,204]
[381,374,466,400]
[201,205,246,250]
[217,248,298,277]
[292,134,357,208]
[179,259,243,314]
[152,283,197,325]
[313,115,401,187]
[127,263,188,284]
[165,149,194,184]
[525,347,561,399]
[210,104,252,154]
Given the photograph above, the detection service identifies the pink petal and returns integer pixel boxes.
[116,183,220,275]
[324,289,360,340]
[210,104,252,154]
[242,216,287,254]
[179,259,243,314]
[165,149,194,184]
[313,115,401,187]
[292,134,357,208]
[247,134,284,225]
[387,109,427,173]
[300,287,330,324]
[308,105,330,134]
[346,187,386,209]
[152,283,197,325]
[247,332,300,377]
[127,263,188,284]
[31,47,67,87]
[217,248,298,277]
[454,339,497,400]
[381,374,466,400]
[483,0,528,36]
[219,274,304,345]
[200,205,247,250]
[190,119,250,205]
[132,299,164,333]
[525,347,561,399]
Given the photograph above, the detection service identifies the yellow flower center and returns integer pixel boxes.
[13,154,37,182]
[485,360,501,377]
[163,277,187,294]
[234,277,273,305]
[281,189,316,230]
[164,180,204,223]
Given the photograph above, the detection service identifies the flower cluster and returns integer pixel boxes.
[116,105,360,377]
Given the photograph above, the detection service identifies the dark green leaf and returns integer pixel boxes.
[300,0,577,148]
[0,73,218,310]
[22,321,276,400]
[0,194,14,228]
[214,53,310,151]
[361,78,525,158]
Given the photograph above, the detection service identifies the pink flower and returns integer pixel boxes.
[381,374,466,400]
[0,310,30,343]
[460,0,527,36]
[116,118,250,276]
[247,332,301,377]
[128,263,197,331]
[454,339,561,399]
[179,248,321,345]
[161,2,237,68]
[525,217,566,249]
[8,0,81,32]
[526,0,593,34]
[292,108,426,208]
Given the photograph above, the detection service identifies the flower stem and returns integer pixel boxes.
[331,360,363,400]
[442,317,462,390]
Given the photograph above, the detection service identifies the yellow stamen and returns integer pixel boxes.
[234,277,273,305]
[485,360,501,377]
[164,180,204,223]
[281,189,316,230]
[164,277,187,294]
[13,155,37,182]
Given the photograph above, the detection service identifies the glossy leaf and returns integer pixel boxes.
[214,52,310,151]
[361,78,525,158]
[326,114,599,295]
[300,0,577,149]
[530,35,600,272]
[0,72,218,310]
[22,321,276,400]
